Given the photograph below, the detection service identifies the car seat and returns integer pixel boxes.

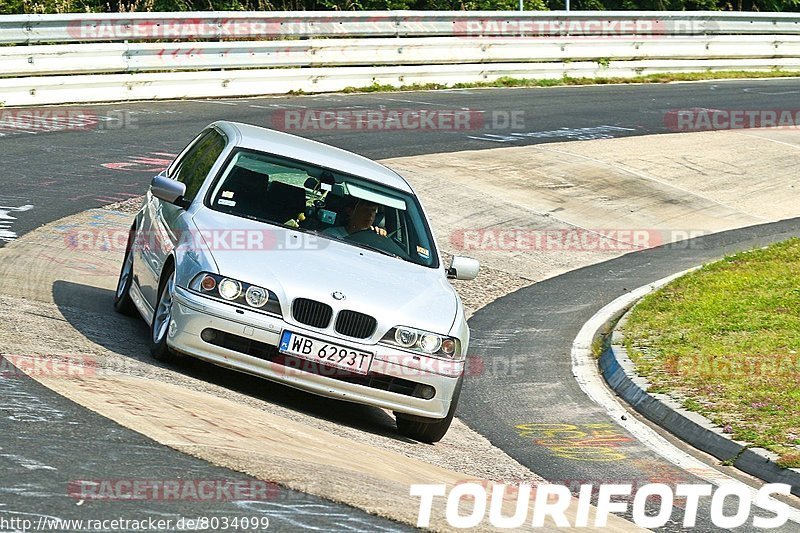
[216,166,269,219]
[265,181,307,224]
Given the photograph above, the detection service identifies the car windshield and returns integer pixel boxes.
[207,148,438,268]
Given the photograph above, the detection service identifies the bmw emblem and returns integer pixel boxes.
[332,291,345,301]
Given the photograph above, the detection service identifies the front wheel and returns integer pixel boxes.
[395,377,462,444]
[113,229,137,316]
[150,266,180,364]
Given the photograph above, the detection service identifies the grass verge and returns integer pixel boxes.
[622,238,800,468]
[329,70,800,95]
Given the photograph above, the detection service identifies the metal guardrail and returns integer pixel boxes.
[4,59,800,107]
[3,35,800,77]
[1,11,800,106]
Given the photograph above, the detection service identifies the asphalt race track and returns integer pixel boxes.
[2,79,800,530]
[0,370,411,531]
[3,78,800,240]
[461,219,800,532]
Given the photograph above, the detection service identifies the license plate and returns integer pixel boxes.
[279,331,373,375]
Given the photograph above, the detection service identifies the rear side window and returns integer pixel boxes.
[170,129,226,202]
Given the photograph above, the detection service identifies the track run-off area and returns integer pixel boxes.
[1,79,800,531]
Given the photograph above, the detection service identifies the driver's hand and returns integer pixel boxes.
[371,226,387,237]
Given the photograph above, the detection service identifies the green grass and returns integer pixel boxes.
[623,238,800,468]
[337,70,800,95]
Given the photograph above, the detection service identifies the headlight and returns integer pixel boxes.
[419,334,442,354]
[381,326,461,359]
[245,285,269,308]
[394,327,418,348]
[189,272,281,317]
[218,278,241,300]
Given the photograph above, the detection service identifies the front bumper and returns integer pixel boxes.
[168,287,463,419]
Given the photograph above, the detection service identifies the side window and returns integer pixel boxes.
[386,208,405,247]
[170,129,226,203]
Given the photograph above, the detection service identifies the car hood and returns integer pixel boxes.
[190,209,458,338]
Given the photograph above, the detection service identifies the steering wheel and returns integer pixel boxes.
[346,226,387,238]
[345,228,410,260]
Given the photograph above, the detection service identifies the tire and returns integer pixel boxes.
[395,377,463,444]
[150,265,180,364]
[113,228,137,316]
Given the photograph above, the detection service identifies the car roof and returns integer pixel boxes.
[214,121,413,193]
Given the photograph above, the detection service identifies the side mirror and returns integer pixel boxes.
[447,256,480,280]
[150,175,187,207]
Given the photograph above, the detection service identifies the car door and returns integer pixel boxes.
[138,128,226,311]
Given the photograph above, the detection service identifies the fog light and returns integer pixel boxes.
[418,385,436,400]
[168,320,177,338]
[201,329,217,343]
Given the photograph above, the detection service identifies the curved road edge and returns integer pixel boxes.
[460,216,800,532]
[582,268,800,498]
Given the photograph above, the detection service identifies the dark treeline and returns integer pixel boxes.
[2,0,797,16]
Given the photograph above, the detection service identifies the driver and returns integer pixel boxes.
[322,198,387,239]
